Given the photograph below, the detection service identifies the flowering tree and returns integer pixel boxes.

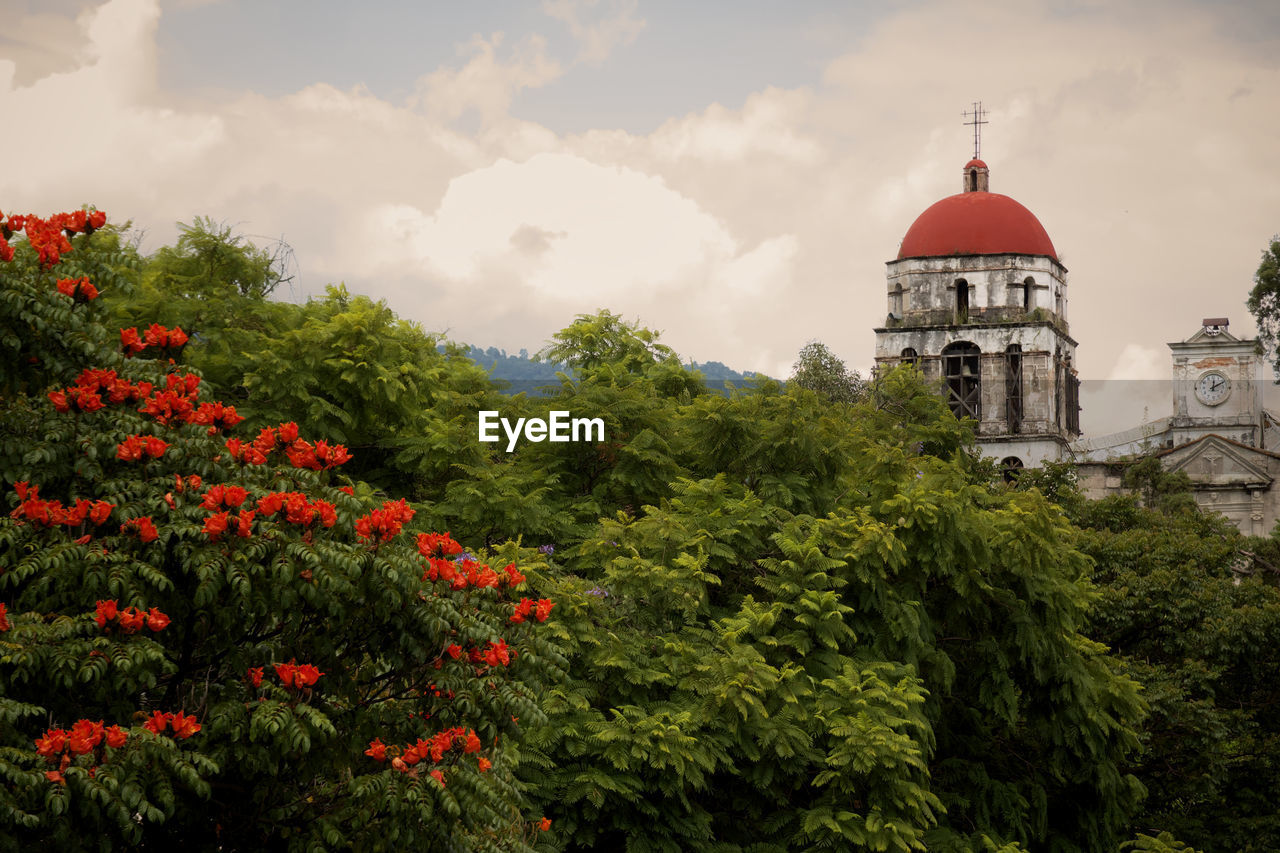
[0,210,560,851]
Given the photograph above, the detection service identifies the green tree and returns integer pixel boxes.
[518,365,1145,852]
[787,340,865,404]
[1074,492,1280,852]
[1245,235,1280,377]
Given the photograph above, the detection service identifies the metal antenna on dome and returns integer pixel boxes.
[962,101,988,160]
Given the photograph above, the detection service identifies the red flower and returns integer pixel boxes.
[121,516,158,543]
[294,664,323,688]
[445,643,463,660]
[429,769,446,788]
[364,738,387,761]
[535,599,555,622]
[247,666,264,688]
[118,608,145,633]
[538,818,551,832]
[35,728,67,757]
[502,563,526,587]
[94,599,118,628]
[143,711,170,734]
[235,509,255,538]
[203,511,230,540]
[0,602,8,632]
[105,725,127,749]
[478,757,492,772]
[170,712,201,739]
[463,729,481,754]
[146,607,170,631]
[273,660,324,688]
[120,327,145,355]
[67,719,104,755]
[511,598,532,624]
[143,436,169,458]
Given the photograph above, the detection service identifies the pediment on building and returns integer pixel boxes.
[1181,321,1242,345]
[1159,434,1276,488]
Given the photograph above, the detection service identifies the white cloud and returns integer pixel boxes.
[541,0,645,64]
[362,152,782,307]
[411,32,562,126]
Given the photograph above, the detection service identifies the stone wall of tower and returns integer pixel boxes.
[873,251,1078,463]
[883,253,1068,329]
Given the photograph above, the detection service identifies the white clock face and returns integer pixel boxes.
[1195,371,1230,406]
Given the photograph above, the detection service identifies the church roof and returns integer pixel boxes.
[897,190,1059,261]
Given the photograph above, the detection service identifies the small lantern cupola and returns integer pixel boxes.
[964,158,989,192]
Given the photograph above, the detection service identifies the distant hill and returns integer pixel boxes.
[451,345,767,395]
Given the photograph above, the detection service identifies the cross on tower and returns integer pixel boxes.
[962,101,988,160]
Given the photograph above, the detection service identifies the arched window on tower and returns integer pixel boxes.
[1023,276,1034,311]
[1000,456,1024,483]
[968,169,979,192]
[1005,344,1022,434]
[942,341,981,420]
[955,279,970,322]
[900,347,918,366]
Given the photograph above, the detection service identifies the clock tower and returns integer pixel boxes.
[1169,318,1263,447]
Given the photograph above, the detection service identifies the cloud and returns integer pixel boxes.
[541,0,645,64]
[361,152,787,308]
[1,0,1278,387]
[411,32,562,126]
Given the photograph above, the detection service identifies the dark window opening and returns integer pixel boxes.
[1000,457,1024,483]
[1023,277,1034,310]
[969,169,978,191]
[1065,358,1080,435]
[1005,344,1023,434]
[900,347,918,366]
[943,341,981,420]
[955,279,970,321]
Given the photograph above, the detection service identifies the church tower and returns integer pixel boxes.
[873,157,1079,468]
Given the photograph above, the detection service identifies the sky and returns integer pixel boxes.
[2,0,1279,434]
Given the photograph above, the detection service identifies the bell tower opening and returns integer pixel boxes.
[943,341,981,420]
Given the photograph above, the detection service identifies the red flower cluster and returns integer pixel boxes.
[286,438,352,471]
[56,276,99,301]
[189,400,244,434]
[121,323,188,356]
[10,482,113,529]
[225,423,350,470]
[247,666,264,688]
[201,483,249,510]
[365,725,486,783]
[116,434,169,461]
[95,600,170,632]
[355,499,415,543]
[469,639,513,668]
[257,491,337,527]
[416,532,464,559]
[48,368,154,414]
[120,516,159,543]
[204,488,337,540]
[0,602,9,632]
[202,509,255,540]
[138,372,202,426]
[35,719,128,759]
[142,710,201,739]
[0,209,104,266]
[274,660,323,689]
[510,598,554,624]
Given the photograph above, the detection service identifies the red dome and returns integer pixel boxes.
[897,192,1058,261]
[964,158,987,170]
